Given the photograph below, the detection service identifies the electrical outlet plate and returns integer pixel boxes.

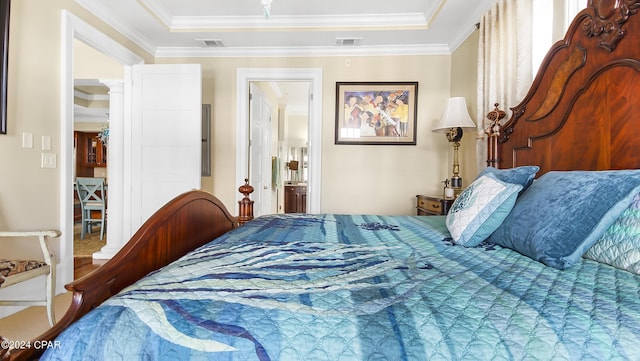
[41,153,57,168]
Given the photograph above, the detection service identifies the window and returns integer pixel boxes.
[565,0,586,30]
[532,0,587,75]
[532,0,554,73]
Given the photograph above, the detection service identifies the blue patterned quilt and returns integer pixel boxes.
[43,214,640,360]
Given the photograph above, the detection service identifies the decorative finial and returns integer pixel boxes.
[238,178,254,198]
[238,178,255,225]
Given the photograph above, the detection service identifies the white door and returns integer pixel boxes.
[249,83,272,217]
[129,64,202,232]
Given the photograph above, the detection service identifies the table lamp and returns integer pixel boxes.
[432,97,476,196]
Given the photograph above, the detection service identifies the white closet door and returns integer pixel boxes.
[130,64,202,232]
[249,83,272,217]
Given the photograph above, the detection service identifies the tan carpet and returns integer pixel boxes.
[73,224,106,256]
[0,293,72,342]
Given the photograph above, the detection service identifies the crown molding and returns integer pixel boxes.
[75,0,457,58]
[74,89,110,101]
[139,0,429,30]
[155,44,451,58]
[75,0,157,56]
[169,13,428,30]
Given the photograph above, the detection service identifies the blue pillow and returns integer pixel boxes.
[477,166,539,192]
[446,172,522,247]
[489,170,640,269]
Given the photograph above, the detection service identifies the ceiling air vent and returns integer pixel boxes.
[335,37,362,46]
[199,39,225,47]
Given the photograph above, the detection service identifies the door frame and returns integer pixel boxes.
[236,68,322,214]
[61,11,143,288]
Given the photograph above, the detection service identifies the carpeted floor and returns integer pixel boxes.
[0,292,72,342]
[73,223,106,256]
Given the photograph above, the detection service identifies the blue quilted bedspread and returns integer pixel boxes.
[42,214,640,360]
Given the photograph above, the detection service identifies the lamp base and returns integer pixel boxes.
[451,176,462,197]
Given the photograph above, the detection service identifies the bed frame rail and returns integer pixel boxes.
[3,186,253,361]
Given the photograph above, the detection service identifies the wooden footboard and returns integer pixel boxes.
[4,190,240,361]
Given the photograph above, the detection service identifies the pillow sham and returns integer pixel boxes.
[584,193,640,274]
[446,172,522,247]
[489,170,640,270]
[477,165,539,192]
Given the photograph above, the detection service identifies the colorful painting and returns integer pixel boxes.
[335,82,418,145]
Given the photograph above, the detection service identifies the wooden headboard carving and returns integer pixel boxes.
[583,0,640,51]
[489,0,640,174]
[526,46,586,123]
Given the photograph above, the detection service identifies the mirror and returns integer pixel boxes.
[286,146,307,184]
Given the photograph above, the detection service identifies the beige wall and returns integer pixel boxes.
[0,0,153,313]
[0,0,151,231]
[1,0,65,233]
[74,39,124,79]
[286,114,308,146]
[157,55,457,215]
[451,30,481,185]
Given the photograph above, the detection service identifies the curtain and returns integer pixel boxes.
[476,0,534,171]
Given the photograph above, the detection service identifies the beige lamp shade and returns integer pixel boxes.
[432,97,476,133]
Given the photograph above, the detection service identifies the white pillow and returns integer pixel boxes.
[446,172,522,247]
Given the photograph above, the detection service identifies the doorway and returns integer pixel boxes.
[72,41,119,261]
[61,11,144,286]
[250,81,310,216]
[236,68,322,215]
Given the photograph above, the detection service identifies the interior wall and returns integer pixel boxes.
[451,29,481,184]
[158,55,456,215]
[74,39,124,79]
[286,114,308,146]
[0,0,65,233]
[0,0,151,228]
[0,0,153,318]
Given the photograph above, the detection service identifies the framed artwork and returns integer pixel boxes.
[0,0,9,134]
[335,81,418,145]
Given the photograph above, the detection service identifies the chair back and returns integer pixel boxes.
[76,177,106,209]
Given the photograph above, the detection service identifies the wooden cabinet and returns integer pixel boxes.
[75,131,107,168]
[416,195,453,216]
[285,185,307,213]
[85,133,107,167]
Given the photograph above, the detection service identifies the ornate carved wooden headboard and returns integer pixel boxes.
[487,0,640,174]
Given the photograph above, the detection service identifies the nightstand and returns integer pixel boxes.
[416,195,454,216]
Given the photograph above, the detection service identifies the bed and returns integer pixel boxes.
[4,0,640,360]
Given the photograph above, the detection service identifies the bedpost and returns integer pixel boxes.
[238,178,254,225]
[485,103,506,168]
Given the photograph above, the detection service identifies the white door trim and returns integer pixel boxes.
[61,11,143,288]
[236,68,322,214]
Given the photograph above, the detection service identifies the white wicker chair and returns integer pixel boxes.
[0,230,61,326]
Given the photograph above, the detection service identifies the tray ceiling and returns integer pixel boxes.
[74,0,496,57]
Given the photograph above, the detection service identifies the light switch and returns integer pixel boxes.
[42,135,51,150]
[22,132,33,148]
[41,153,57,168]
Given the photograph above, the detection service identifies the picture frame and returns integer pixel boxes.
[335,81,418,145]
[0,0,9,135]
